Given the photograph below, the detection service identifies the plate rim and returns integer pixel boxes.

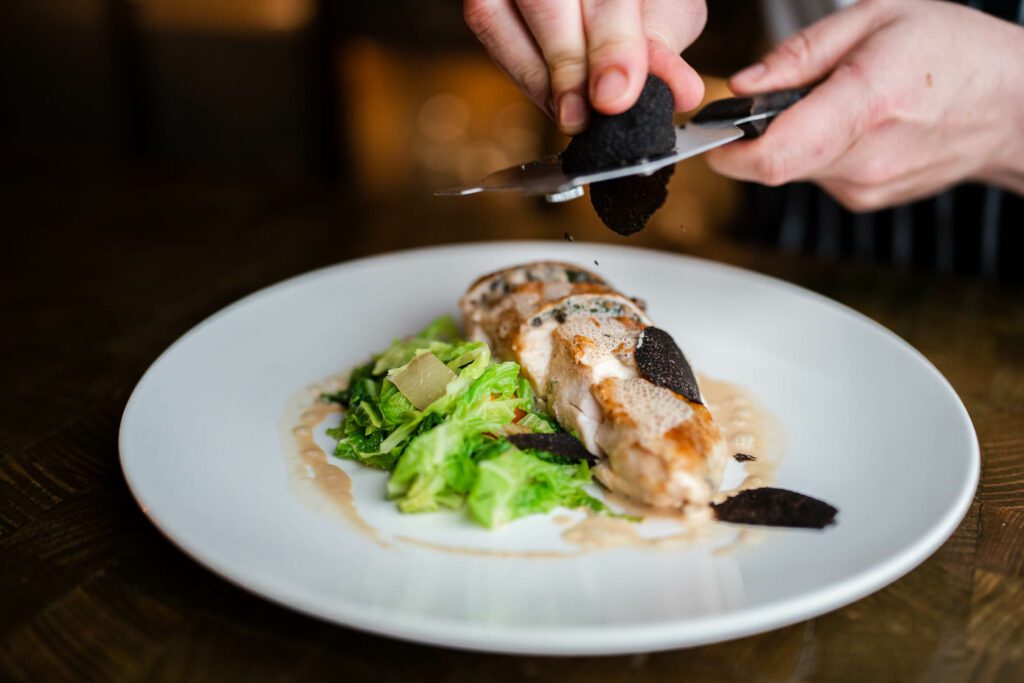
[119,240,980,655]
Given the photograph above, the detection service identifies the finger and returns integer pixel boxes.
[515,0,589,134]
[641,0,706,54]
[642,0,707,111]
[730,0,894,94]
[705,64,872,185]
[647,38,704,111]
[464,0,552,116]
[580,0,647,115]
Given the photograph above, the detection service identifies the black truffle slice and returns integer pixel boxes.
[561,76,677,236]
[635,326,702,404]
[507,433,596,464]
[712,488,838,529]
[589,165,675,236]
[562,76,676,175]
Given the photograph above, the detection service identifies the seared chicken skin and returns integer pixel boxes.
[460,262,727,509]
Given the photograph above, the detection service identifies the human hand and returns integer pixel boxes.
[706,0,1024,211]
[463,0,708,134]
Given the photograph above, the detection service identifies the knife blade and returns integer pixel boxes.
[434,87,808,203]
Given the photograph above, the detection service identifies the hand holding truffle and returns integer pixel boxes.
[463,0,708,134]
[706,0,1024,211]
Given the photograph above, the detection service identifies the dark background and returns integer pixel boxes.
[4,0,1018,278]
[3,2,1023,681]
[0,0,765,257]
[0,0,761,175]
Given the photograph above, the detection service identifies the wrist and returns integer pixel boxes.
[975,21,1024,193]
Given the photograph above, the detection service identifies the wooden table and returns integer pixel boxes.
[2,170,1022,682]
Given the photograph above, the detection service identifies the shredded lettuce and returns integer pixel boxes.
[326,316,620,527]
[386,362,527,512]
[468,446,606,528]
[371,316,461,373]
[325,317,490,470]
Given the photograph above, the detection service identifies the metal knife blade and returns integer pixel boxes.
[434,123,743,202]
[434,87,809,203]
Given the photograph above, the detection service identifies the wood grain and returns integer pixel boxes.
[1,171,1022,682]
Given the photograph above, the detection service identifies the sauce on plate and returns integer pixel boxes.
[280,376,385,545]
[281,371,783,555]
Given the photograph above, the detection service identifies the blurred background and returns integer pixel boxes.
[1,0,1018,280]
[0,0,770,261]
[4,5,1024,680]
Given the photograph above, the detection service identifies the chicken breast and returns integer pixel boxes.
[460,262,727,509]
[461,261,613,357]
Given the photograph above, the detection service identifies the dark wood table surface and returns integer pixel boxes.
[2,169,1022,682]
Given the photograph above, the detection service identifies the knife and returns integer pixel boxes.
[435,87,808,203]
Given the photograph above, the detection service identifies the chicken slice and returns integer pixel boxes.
[459,262,725,509]
[541,306,646,452]
[511,293,650,395]
[591,378,727,508]
[460,261,609,351]
[461,262,618,372]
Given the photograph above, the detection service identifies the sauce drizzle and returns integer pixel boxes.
[280,378,385,545]
[281,372,784,555]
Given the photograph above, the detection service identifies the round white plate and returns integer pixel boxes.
[120,242,978,655]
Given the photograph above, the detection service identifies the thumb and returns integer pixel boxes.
[730,0,895,94]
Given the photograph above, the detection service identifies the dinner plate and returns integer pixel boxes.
[119,241,978,655]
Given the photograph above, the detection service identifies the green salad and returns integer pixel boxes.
[324,316,612,528]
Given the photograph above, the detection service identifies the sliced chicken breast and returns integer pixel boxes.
[461,262,612,359]
[591,378,727,508]
[459,262,726,509]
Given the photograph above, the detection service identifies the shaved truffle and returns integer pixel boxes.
[507,433,596,464]
[562,76,675,175]
[635,326,702,405]
[712,488,838,529]
[589,165,674,236]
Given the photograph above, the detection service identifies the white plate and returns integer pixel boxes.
[119,242,978,655]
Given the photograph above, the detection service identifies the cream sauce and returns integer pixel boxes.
[395,536,577,559]
[713,528,766,556]
[701,375,785,504]
[281,371,783,556]
[560,509,716,551]
[279,377,385,545]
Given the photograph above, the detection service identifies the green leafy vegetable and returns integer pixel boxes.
[372,316,461,374]
[386,362,527,512]
[326,316,489,469]
[468,447,607,528]
[516,413,558,434]
[326,315,627,528]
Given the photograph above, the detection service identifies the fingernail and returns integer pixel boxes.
[732,62,767,85]
[593,67,628,106]
[558,92,587,132]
